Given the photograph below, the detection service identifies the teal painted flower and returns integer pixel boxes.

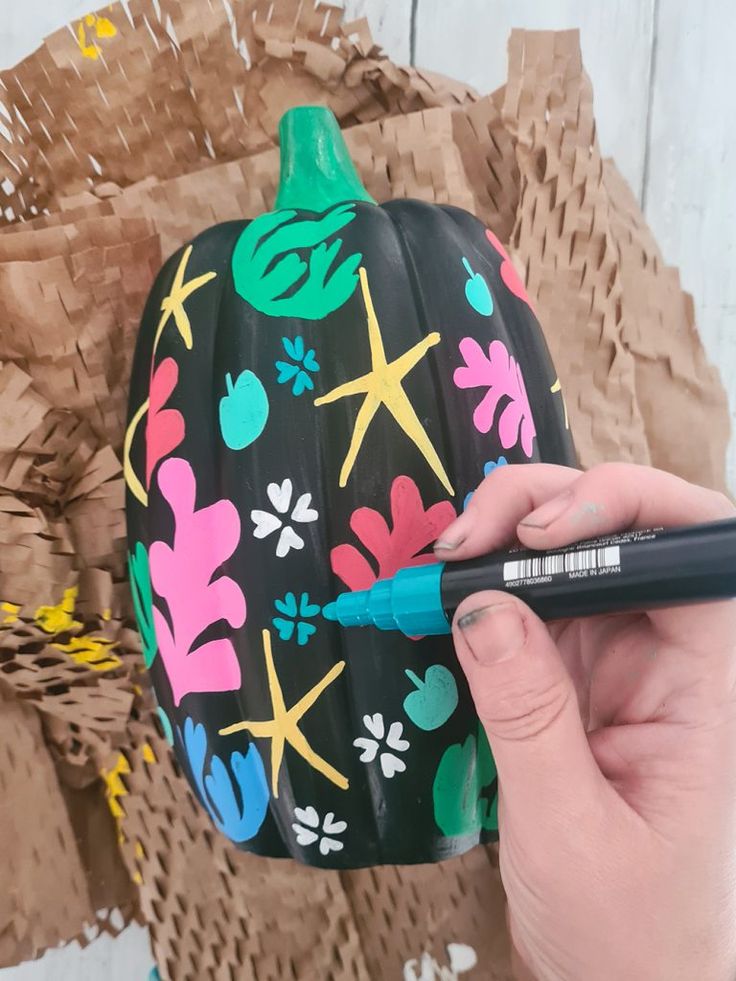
[463,456,509,510]
[273,591,321,646]
[276,336,320,396]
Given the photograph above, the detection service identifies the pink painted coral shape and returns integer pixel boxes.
[149,457,245,706]
[453,337,536,456]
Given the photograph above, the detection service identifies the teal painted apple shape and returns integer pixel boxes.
[219,370,269,450]
[462,257,493,316]
[403,665,459,731]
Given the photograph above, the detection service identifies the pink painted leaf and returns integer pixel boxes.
[331,475,456,593]
[149,457,245,706]
[146,357,185,487]
[485,228,533,309]
[454,337,536,456]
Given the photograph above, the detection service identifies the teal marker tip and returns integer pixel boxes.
[321,601,338,621]
[324,564,450,637]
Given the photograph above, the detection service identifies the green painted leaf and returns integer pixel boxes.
[128,542,157,668]
[432,724,498,837]
[231,203,361,319]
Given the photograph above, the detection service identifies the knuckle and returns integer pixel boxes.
[474,671,572,741]
[474,464,516,499]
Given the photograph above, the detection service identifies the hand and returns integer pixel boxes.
[436,463,736,981]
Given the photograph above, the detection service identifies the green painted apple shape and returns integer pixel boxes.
[462,257,493,316]
[218,370,269,450]
[403,665,459,731]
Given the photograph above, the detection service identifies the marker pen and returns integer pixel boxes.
[324,519,736,636]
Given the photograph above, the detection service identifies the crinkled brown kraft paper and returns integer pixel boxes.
[0,1,728,978]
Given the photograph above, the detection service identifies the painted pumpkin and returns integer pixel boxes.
[125,106,576,868]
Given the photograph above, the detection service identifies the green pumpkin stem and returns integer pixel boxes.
[275,106,376,212]
[225,372,234,395]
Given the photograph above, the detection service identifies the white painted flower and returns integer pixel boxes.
[292,805,347,856]
[250,478,318,558]
[353,712,410,778]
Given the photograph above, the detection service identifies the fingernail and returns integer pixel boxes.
[434,535,465,551]
[457,603,526,665]
[434,516,469,551]
[519,490,573,529]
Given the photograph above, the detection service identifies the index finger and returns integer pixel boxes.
[434,463,581,557]
[516,462,736,648]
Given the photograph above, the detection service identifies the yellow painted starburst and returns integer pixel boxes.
[314,267,454,494]
[151,245,217,357]
[219,630,348,798]
[124,245,216,506]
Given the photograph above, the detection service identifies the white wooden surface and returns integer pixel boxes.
[643,0,736,489]
[1,0,735,976]
[416,0,656,201]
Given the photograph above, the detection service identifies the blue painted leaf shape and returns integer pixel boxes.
[182,717,208,806]
[296,621,317,646]
[204,747,269,842]
[181,718,269,843]
[272,616,296,641]
[276,360,301,384]
[302,349,319,372]
[299,593,321,618]
[274,592,298,617]
[484,456,508,476]
[282,336,298,360]
[292,370,314,396]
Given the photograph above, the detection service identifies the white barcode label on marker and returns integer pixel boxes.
[503,545,621,582]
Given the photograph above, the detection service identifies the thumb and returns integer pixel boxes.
[452,591,605,834]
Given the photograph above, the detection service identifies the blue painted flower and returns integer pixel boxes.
[463,456,509,509]
[275,336,320,396]
[273,591,321,646]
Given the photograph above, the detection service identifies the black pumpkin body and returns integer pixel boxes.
[125,109,576,869]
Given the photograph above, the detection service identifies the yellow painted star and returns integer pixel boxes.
[314,267,454,494]
[219,629,348,798]
[152,245,217,357]
[124,245,216,506]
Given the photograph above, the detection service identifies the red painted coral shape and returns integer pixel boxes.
[331,475,456,593]
[146,357,185,487]
[485,228,533,308]
[149,457,245,706]
[454,337,537,457]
